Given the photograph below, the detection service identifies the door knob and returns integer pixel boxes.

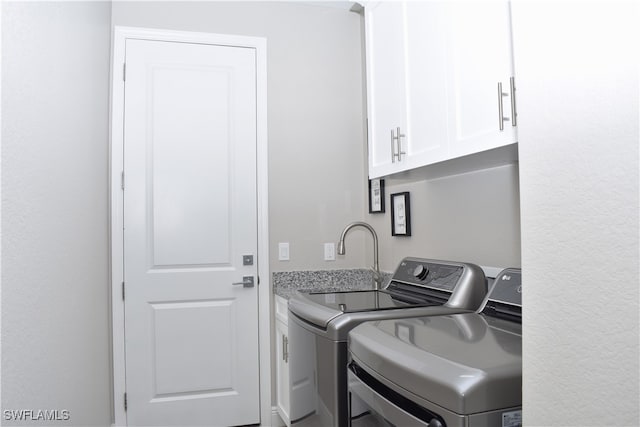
[232,276,254,288]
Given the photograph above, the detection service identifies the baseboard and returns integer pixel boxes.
[270,406,285,427]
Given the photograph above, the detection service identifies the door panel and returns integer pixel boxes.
[151,65,232,267]
[123,38,259,426]
[151,299,236,396]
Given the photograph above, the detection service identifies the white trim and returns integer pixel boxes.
[271,406,286,427]
[109,26,270,427]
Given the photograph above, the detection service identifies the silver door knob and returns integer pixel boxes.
[232,276,254,288]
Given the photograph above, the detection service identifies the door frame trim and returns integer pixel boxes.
[109,26,270,426]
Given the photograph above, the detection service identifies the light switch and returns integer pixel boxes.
[278,242,290,261]
[324,243,336,261]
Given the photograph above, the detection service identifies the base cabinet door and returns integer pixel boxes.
[276,318,290,426]
[275,295,290,426]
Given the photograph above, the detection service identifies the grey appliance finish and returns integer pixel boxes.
[348,268,522,427]
[287,258,487,427]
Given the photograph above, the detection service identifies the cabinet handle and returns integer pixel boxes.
[497,82,509,131]
[510,77,517,127]
[284,336,289,363]
[396,127,406,161]
[391,127,406,162]
[390,129,396,163]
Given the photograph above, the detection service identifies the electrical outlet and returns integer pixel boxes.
[278,242,290,261]
[324,243,336,261]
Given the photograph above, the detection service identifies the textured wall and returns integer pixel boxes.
[1,2,112,426]
[513,1,639,425]
[111,1,367,274]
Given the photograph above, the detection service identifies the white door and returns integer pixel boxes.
[123,38,259,426]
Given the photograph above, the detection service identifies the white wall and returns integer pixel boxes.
[111,1,367,274]
[512,1,639,425]
[367,163,521,273]
[1,2,112,426]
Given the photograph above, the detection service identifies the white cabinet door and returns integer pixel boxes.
[275,319,290,426]
[404,1,450,169]
[446,1,517,158]
[365,1,409,178]
[274,296,290,426]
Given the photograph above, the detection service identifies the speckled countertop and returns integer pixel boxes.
[273,269,393,300]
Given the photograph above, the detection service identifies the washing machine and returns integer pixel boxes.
[288,257,488,427]
[348,268,522,427]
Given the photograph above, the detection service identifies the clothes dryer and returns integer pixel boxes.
[348,268,522,427]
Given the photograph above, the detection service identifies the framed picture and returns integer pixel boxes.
[368,179,385,213]
[390,192,411,236]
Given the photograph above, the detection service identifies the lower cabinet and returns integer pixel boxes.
[275,296,290,426]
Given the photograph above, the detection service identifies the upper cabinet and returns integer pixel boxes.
[365,2,410,178]
[445,1,517,158]
[364,1,518,178]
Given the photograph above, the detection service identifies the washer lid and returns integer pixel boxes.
[349,313,522,415]
[288,290,442,329]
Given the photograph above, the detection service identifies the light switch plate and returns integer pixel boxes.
[278,242,290,261]
[324,243,336,261]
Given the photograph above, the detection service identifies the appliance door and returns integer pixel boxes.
[289,311,350,426]
[288,313,318,423]
[348,363,455,427]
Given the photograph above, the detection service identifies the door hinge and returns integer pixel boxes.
[257,276,260,286]
[122,281,125,301]
[121,171,125,190]
[123,63,126,82]
[124,393,127,411]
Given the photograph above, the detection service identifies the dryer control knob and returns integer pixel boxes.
[427,420,443,427]
[413,265,429,280]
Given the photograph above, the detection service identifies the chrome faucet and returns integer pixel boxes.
[337,221,381,290]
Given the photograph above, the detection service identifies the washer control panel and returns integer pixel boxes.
[391,258,464,292]
[487,268,522,307]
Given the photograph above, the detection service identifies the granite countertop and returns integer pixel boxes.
[272,269,392,300]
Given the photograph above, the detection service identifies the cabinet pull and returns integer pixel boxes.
[510,77,517,127]
[390,129,396,163]
[497,82,509,131]
[391,127,406,162]
[283,336,289,363]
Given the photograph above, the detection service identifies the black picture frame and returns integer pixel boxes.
[390,192,411,236]
[368,178,385,214]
